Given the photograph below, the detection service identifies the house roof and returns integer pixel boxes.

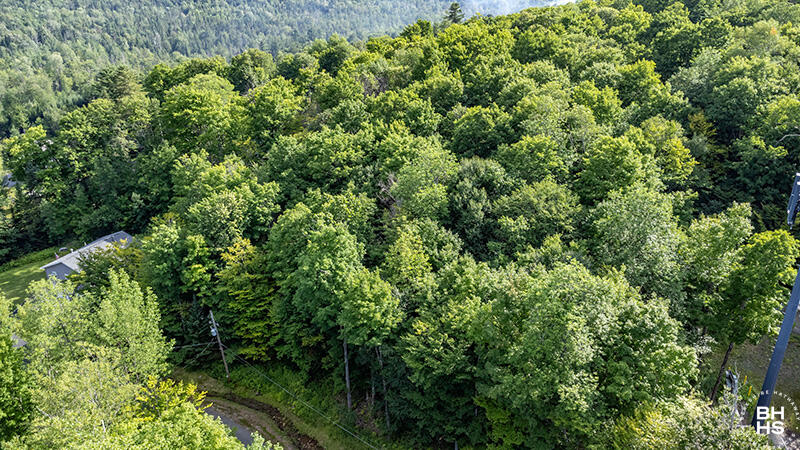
[1,173,16,188]
[11,333,25,348]
[41,231,133,272]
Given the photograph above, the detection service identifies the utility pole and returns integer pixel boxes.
[209,310,230,379]
[343,337,352,410]
[752,172,800,429]
[752,267,800,428]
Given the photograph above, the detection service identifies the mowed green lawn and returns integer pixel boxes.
[0,256,49,305]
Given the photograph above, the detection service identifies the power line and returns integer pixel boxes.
[221,343,381,450]
[179,340,217,368]
[176,315,380,448]
[173,341,217,350]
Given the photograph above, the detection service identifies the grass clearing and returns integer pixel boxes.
[0,256,49,305]
[0,244,77,306]
[708,331,800,431]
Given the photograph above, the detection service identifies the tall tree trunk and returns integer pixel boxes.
[376,346,390,430]
[370,366,376,406]
[697,326,708,371]
[710,342,734,404]
[343,337,352,410]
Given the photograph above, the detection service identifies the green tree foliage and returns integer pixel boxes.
[89,271,172,381]
[380,221,438,311]
[265,202,361,368]
[160,74,245,158]
[108,402,279,449]
[474,263,696,448]
[391,142,458,221]
[437,20,513,72]
[399,257,488,446]
[648,3,700,77]
[0,296,32,441]
[227,49,276,94]
[626,116,696,186]
[578,136,645,204]
[492,180,580,258]
[717,229,798,345]
[5,270,263,449]
[2,89,156,240]
[607,395,771,450]
[309,35,356,76]
[263,127,374,203]
[447,157,515,258]
[0,333,31,441]
[590,186,685,302]
[450,104,511,158]
[17,272,171,381]
[217,238,277,361]
[339,267,402,348]
[69,242,141,292]
[572,80,623,125]
[3,1,798,447]
[369,90,441,136]
[680,202,798,400]
[245,77,303,153]
[683,203,800,346]
[0,0,485,139]
[495,134,567,183]
[679,203,753,329]
[445,3,464,24]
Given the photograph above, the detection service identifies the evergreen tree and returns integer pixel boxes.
[446,3,465,24]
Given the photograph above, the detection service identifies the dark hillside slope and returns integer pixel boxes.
[0,0,453,61]
[0,0,558,138]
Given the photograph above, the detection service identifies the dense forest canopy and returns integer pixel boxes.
[3,0,800,447]
[0,0,559,139]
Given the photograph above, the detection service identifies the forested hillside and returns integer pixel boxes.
[0,0,442,139]
[3,0,800,447]
[0,0,557,140]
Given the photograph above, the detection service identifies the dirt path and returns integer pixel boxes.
[205,396,299,449]
[207,393,323,450]
[175,369,323,450]
[206,405,257,446]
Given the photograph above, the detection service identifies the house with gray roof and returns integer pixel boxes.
[11,334,25,349]
[1,173,16,188]
[40,231,133,280]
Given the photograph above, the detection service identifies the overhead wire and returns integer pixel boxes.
[173,341,217,350]
[178,340,217,367]
[219,343,381,450]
